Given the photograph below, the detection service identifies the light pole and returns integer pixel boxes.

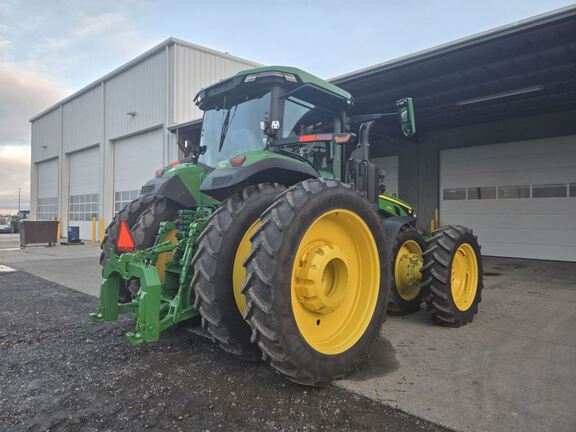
[18,188,21,213]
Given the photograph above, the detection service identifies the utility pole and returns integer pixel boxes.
[18,188,21,212]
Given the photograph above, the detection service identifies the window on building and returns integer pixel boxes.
[467,187,496,200]
[69,193,99,221]
[498,185,530,199]
[532,184,568,198]
[37,197,59,220]
[442,188,466,200]
[114,190,140,212]
[569,183,576,198]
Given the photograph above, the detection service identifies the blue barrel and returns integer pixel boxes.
[68,226,80,242]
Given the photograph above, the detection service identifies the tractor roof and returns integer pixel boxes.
[196,66,353,106]
[236,66,353,101]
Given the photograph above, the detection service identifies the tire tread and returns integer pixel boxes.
[422,225,483,326]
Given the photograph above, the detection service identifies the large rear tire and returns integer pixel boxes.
[422,225,483,326]
[243,179,390,386]
[388,225,426,314]
[192,183,286,361]
[100,194,181,301]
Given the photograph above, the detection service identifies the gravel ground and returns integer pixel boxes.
[0,271,450,432]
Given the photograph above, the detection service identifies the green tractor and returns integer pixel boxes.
[92,66,483,385]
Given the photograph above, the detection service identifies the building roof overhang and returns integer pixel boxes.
[331,5,576,134]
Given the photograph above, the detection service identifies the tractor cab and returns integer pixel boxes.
[193,67,352,176]
[193,67,355,200]
[193,66,417,204]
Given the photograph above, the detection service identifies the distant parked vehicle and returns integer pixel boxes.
[0,219,13,233]
[10,210,29,234]
[16,210,29,219]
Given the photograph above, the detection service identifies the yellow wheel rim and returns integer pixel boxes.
[451,243,479,311]
[233,220,261,315]
[394,240,423,301]
[155,228,178,283]
[291,209,380,355]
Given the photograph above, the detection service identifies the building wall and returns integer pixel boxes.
[30,108,62,222]
[439,136,576,261]
[173,43,260,124]
[105,50,167,140]
[372,109,576,231]
[100,48,171,224]
[63,86,102,153]
[31,108,61,163]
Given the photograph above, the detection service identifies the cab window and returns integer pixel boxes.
[281,97,342,175]
[282,97,341,138]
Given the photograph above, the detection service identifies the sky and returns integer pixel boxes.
[0,0,573,214]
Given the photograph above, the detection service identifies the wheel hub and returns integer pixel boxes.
[451,243,479,311]
[295,241,350,313]
[397,253,423,288]
[394,240,423,301]
[290,208,380,355]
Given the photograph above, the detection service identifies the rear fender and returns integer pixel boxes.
[382,215,417,253]
[140,175,197,208]
[200,157,319,201]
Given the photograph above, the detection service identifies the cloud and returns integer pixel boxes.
[0,63,69,147]
[0,147,31,213]
[0,38,12,52]
[38,11,155,59]
[72,12,126,38]
[0,65,67,211]
[0,2,156,212]
[71,11,157,58]
[0,2,158,86]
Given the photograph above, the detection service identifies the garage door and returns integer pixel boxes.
[114,129,163,212]
[69,147,100,239]
[440,135,576,261]
[374,156,399,196]
[37,158,59,220]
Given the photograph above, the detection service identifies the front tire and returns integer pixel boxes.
[243,179,390,386]
[192,183,286,361]
[422,225,483,326]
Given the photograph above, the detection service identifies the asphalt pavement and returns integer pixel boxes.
[0,270,448,432]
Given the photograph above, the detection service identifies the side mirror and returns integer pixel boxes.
[396,98,416,137]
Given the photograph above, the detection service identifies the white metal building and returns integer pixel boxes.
[30,38,259,239]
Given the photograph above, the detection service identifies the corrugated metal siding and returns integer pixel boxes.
[173,44,258,123]
[440,136,576,261]
[31,108,61,163]
[63,86,102,153]
[105,50,166,140]
[37,158,59,198]
[114,129,163,193]
[69,147,100,195]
